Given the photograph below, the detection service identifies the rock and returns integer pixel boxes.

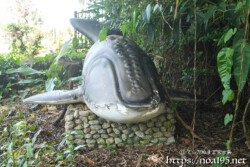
[122,129,130,135]
[102,122,110,129]
[113,128,121,135]
[142,135,152,140]
[90,130,97,135]
[88,114,97,120]
[167,114,174,120]
[121,134,127,141]
[151,138,158,144]
[160,127,167,132]
[158,137,168,142]
[153,132,163,138]
[98,145,106,148]
[74,139,85,145]
[155,122,162,127]
[117,143,125,147]
[66,109,74,115]
[128,133,134,138]
[79,116,88,123]
[135,131,145,138]
[97,138,105,145]
[101,134,109,139]
[84,128,90,133]
[75,119,82,124]
[164,131,172,137]
[107,128,113,133]
[93,134,100,139]
[163,121,171,127]
[74,110,79,118]
[111,123,118,128]
[152,128,160,132]
[146,121,154,128]
[109,133,117,137]
[87,144,95,148]
[86,139,96,144]
[90,125,101,130]
[65,115,74,122]
[166,136,175,145]
[98,129,106,134]
[159,116,166,122]
[74,135,84,139]
[145,128,153,135]
[65,121,75,130]
[115,138,122,144]
[79,110,91,117]
[89,120,99,125]
[131,125,139,131]
[139,124,147,131]
[140,139,150,145]
[85,134,92,139]
[106,138,114,145]
[84,123,90,128]
[74,124,83,130]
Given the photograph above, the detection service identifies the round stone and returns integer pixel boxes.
[65,115,74,122]
[102,122,110,129]
[155,122,162,127]
[117,143,125,147]
[75,119,82,124]
[84,128,90,133]
[131,125,139,131]
[98,129,106,134]
[135,131,145,138]
[146,121,154,128]
[90,125,101,130]
[90,130,97,135]
[85,134,92,139]
[158,137,168,142]
[65,121,75,130]
[93,134,100,139]
[74,139,85,145]
[97,138,105,144]
[167,114,174,120]
[140,139,150,145]
[106,138,114,145]
[89,120,100,125]
[142,135,152,140]
[152,128,160,132]
[163,121,171,128]
[161,127,167,132]
[128,133,134,138]
[153,132,163,138]
[101,134,108,139]
[87,144,95,148]
[86,139,96,144]
[98,145,106,148]
[88,114,97,120]
[164,131,172,137]
[66,109,74,115]
[74,124,83,130]
[145,128,153,135]
[74,135,84,139]
[121,134,127,141]
[122,129,130,135]
[79,116,88,123]
[113,128,121,135]
[115,138,122,144]
[159,116,166,122]
[79,110,91,117]
[107,128,113,133]
[166,136,175,145]
[74,111,79,118]
[84,123,90,128]
[109,133,117,137]
[151,138,158,144]
[139,124,147,131]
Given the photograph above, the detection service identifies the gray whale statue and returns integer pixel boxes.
[23,18,167,123]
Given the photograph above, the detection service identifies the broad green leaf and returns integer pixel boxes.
[69,76,82,83]
[235,2,243,12]
[233,43,250,91]
[74,145,86,151]
[55,39,73,65]
[204,5,217,21]
[71,130,84,136]
[132,10,137,33]
[153,4,159,13]
[146,4,151,23]
[17,79,43,84]
[122,22,127,36]
[7,66,44,75]
[25,143,33,158]
[224,28,237,44]
[14,121,27,129]
[32,129,41,145]
[224,113,233,126]
[217,48,234,90]
[99,27,108,42]
[46,77,57,92]
[222,89,234,104]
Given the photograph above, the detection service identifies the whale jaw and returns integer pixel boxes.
[86,102,166,123]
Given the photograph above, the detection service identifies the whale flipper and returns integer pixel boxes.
[70,18,111,43]
[23,87,84,105]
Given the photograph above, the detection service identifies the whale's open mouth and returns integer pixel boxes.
[86,101,166,123]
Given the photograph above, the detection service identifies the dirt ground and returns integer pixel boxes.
[0,97,249,167]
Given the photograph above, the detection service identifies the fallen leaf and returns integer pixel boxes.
[82,156,95,164]
[40,130,52,135]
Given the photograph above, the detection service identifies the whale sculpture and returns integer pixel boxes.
[24,18,167,123]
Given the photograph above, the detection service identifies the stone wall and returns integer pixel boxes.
[65,104,176,148]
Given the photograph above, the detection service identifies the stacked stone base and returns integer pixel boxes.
[65,104,175,148]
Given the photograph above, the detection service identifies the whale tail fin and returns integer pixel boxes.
[23,87,84,105]
[70,18,111,43]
